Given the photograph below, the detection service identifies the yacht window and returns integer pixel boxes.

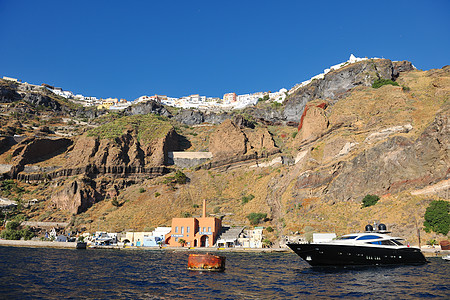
[356,235,382,240]
[337,235,357,240]
[380,240,397,246]
[367,241,382,245]
[392,239,404,246]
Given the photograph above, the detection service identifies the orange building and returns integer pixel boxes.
[165,200,222,247]
[223,92,237,103]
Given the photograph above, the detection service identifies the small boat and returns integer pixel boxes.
[76,242,87,249]
[287,223,428,266]
[442,255,450,261]
[188,253,226,271]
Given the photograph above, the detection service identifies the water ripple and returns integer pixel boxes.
[0,247,449,299]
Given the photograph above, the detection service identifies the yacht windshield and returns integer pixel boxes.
[380,240,397,246]
[356,235,382,240]
[392,239,404,246]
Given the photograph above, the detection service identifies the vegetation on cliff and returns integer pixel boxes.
[0,62,448,245]
[86,114,173,144]
[424,200,450,235]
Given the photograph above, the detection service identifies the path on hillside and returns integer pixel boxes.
[265,150,309,244]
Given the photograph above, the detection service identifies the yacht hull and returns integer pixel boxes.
[287,243,427,266]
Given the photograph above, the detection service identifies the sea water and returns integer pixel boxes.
[0,246,448,299]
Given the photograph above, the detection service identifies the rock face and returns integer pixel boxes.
[51,178,99,214]
[284,59,400,122]
[209,120,248,157]
[295,102,329,144]
[123,100,172,117]
[7,137,72,178]
[209,119,277,158]
[64,128,179,172]
[0,81,22,103]
[23,93,61,111]
[297,112,450,202]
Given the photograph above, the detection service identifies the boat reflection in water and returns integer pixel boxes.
[287,223,428,266]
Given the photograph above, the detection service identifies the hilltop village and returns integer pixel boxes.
[0,55,448,250]
[2,54,371,111]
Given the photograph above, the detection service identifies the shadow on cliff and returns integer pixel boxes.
[173,131,192,151]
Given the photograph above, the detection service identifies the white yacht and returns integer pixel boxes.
[287,224,427,266]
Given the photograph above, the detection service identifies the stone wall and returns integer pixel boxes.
[168,152,213,168]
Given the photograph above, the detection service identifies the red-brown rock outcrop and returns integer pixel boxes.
[51,177,99,214]
[209,119,278,158]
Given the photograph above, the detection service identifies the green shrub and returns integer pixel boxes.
[138,187,146,193]
[247,212,267,225]
[1,222,34,240]
[266,226,274,233]
[181,212,192,218]
[1,229,22,240]
[6,220,20,230]
[361,194,380,208]
[174,171,187,184]
[291,131,297,139]
[423,200,450,235]
[20,227,34,240]
[164,170,188,185]
[271,102,283,109]
[241,194,255,204]
[372,78,399,89]
[155,192,161,197]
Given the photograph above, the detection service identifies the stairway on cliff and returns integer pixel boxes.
[215,226,245,247]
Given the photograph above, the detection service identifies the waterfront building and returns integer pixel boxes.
[166,200,222,247]
[238,227,264,248]
[121,227,172,246]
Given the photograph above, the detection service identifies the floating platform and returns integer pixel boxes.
[188,253,226,271]
[76,242,87,249]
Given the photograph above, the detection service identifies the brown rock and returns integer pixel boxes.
[295,106,329,144]
[51,178,98,214]
[245,127,277,153]
[209,119,247,157]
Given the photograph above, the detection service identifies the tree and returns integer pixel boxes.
[262,238,272,248]
[423,200,450,235]
[178,239,186,247]
[1,221,34,240]
[174,171,187,184]
[247,213,267,225]
[361,194,380,208]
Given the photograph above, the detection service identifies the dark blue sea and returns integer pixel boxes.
[0,246,448,299]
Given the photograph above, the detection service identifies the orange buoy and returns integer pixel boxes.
[440,240,450,250]
[188,253,226,271]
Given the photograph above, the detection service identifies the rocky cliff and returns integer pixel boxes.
[209,119,278,158]
[2,61,448,245]
[283,59,414,122]
[51,177,100,214]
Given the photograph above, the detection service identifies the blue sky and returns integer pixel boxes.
[0,0,449,100]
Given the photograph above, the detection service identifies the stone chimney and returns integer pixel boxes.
[202,199,206,218]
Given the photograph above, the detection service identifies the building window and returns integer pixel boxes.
[175,237,178,242]
[181,227,184,234]
[203,227,206,232]
[208,227,211,232]
[187,226,190,233]
[175,227,178,233]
